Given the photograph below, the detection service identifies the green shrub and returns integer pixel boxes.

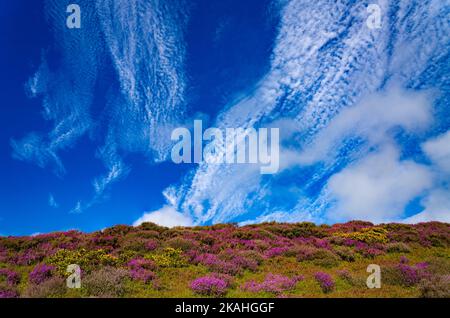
[165,237,198,251]
[101,225,135,236]
[386,242,411,253]
[382,266,404,286]
[137,222,167,232]
[311,250,340,268]
[119,238,148,253]
[334,246,356,262]
[296,246,340,267]
[336,270,363,286]
[266,222,326,238]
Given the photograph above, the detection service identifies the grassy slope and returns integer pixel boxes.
[0,221,449,298]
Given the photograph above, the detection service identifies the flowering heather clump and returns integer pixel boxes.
[29,264,55,284]
[397,261,430,286]
[313,239,331,249]
[190,275,228,297]
[145,239,159,251]
[127,257,157,283]
[0,268,20,286]
[90,235,119,249]
[242,274,303,295]
[264,247,289,258]
[129,268,156,284]
[230,255,258,272]
[336,269,352,281]
[0,288,19,298]
[194,253,242,276]
[127,257,156,271]
[314,272,335,293]
[400,255,409,264]
[12,249,43,265]
[358,247,385,259]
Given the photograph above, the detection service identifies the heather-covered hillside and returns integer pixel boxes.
[0,221,449,298]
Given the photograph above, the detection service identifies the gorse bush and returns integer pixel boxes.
[337,227,388,244]
[47,249,118,274]
[146,247,187,268]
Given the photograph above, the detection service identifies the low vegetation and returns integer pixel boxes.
[0,221,448,298]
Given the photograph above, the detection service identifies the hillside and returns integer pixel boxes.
[0,221,449,298]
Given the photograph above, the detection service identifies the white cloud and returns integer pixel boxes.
[296,85,432,165]
[13,0,189,214]
[404,189,450,223]
[133,205,193,228]
[327,145,433,223]
[422,130,450,174]
[283,84,442,224]
[404,130,450,223]
[164,0,449,225]
[167,0,392,224]
[69,201,83,214]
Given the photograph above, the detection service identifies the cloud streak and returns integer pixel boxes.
[12,0,189,213]
[165,0,450,225]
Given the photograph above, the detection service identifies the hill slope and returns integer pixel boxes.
[0,221,449,298]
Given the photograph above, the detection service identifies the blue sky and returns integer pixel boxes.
[0,0,449,236]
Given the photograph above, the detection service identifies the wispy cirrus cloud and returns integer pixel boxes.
[12,0,189,214]
[48,193,58,208]
[165,0,450,225]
